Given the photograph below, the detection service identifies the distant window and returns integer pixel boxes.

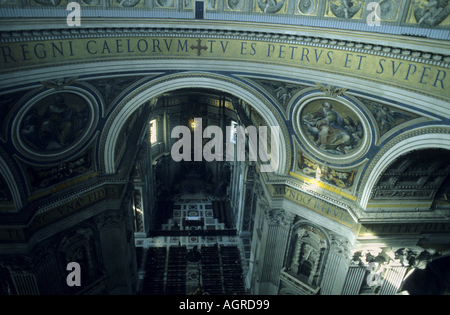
[195,1,204,19]
[150,119,157,144]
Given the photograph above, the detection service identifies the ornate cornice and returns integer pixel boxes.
[35,179,126,215]
[1,25,449,68]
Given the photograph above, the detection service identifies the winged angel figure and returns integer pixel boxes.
[92,78,136,104]
[315,82,348,97]
[329,0,363,18]
[372,103,411,133]
[41,77,78,91]
[262,81,299,106]
[257,0,285,13]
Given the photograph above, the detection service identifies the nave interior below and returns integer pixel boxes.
[135,196,248,295]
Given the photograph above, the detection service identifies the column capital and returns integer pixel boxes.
[94,210,125,230]
[392,247,441,270]
[265,209,295,227]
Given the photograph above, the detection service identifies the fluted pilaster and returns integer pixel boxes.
[341,266,366,295]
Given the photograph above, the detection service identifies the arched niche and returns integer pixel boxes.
[56,224,104,290]
[284,222,330,288]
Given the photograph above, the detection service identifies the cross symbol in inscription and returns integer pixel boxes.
[190,39,208,56]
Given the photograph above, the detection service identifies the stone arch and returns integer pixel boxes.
[100,72,290,176]
[358,127,450,209]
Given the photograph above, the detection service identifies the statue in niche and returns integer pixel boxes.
[257,0,285,13]
[60,228,100,285]
[287,226,326,286]
[413,0,450,27]
[329,0,362,18]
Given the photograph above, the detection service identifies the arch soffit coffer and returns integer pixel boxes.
[100,72,291,175]
[358,126,450,209]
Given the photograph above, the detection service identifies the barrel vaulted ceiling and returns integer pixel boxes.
[0,0,450,243]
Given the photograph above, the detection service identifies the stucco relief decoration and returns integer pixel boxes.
[81,0,101,4]
[298,0,315,14]
[394,247,441,269]
[111,0,141,7]
[227,0,244,10]
[255,79,306,111]
[41,77,78,91]
[27,149,92,191]
[183,0,216,9]
[378,0,397,20]
[350,248,385,266]
[297,150,357,189]
[315,83,348,97]
[256,0,286,13]
[413,0,450,26]
[88,77,141,106]
[328,0,363,18]
[300,99,364,156]
[16,92,93,160]
[265,209,293,226]
[156,0,173,7]
[29,0,62,6]
[358,98,418,136]
[330,234,351,260]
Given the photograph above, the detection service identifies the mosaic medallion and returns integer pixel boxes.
[296,97,370,163]
[16,92,96,159]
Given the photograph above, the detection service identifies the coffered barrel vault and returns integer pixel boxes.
[0,7,449,295]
